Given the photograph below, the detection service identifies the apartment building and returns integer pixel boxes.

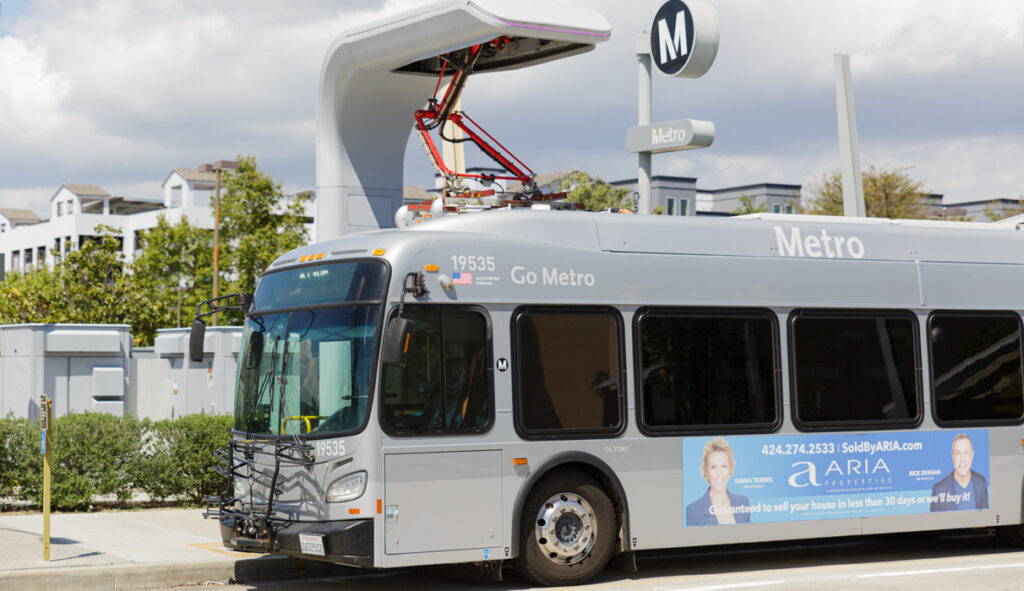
[1,169,219,278]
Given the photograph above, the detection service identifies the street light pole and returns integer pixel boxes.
[213,168,222,303]
[198,160,238,326]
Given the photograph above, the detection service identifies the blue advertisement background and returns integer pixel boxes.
[682,430,989,526]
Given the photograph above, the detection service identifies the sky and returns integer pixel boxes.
[1,0,1022,218]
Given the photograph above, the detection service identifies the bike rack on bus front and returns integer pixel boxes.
[204,437,315,552]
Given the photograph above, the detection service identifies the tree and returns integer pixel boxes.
[0,157,307,344]
[54,227,164,342]
[0,265,60,323]
[132,214,213,328]
[805,165,928,219]
[984,197,1024,222]
[0,226,163,345]
[730,194,767,215]
[555,171,631,212]
[219,155,309,294]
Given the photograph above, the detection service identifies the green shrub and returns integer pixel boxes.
[0,412,232,510]
[15,412,147,510]
[141,414,233,504]
[0,414,38,501]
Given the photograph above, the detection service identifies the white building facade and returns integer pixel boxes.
[1,169,220,278]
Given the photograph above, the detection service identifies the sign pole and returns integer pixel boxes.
[629,0,719,216]
[41,395,52,562]
[834,54,866,217]
[636,32,653,215]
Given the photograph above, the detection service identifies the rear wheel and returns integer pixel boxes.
[514,470,616,586]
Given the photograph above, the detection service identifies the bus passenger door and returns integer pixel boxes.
[380,306,499,555]
[384,450,502,554]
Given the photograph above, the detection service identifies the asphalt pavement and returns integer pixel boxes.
[0,507,305,591]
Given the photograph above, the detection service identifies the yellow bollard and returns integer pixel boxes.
[40,395,52,562]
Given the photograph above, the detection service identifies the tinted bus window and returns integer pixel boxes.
[381,308,491,435]
[930,312,1024,424]
[638,309,777,432]
[791,311,919,428]
[515,308,623,437]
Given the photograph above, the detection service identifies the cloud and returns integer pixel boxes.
[2,0,1024,218]
[0,186,55,213]
[864,134,1024,201]
[0,35,65,133]
[453,0,1024,200]
[0,0,400,213]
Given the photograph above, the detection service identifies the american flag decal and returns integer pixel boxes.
[452,272,472,285]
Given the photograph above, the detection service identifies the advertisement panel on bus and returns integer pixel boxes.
[682,430,990,526]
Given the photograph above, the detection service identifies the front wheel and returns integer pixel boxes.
[514,470,616,586]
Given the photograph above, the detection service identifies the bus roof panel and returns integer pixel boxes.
[593,212,1024,265]
[275,210,1024,273]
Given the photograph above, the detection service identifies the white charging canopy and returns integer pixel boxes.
[315,0,611,241]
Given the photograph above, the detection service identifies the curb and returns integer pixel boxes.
[1,556,297,591]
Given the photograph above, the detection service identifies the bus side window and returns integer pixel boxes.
[930,311,1024,425]
[514,307,624,438]
[381,308,491,435]
[791,310,920,429]
[637,309,778,433]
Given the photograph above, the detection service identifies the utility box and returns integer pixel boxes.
[133,326,242,420]
[127,346,168,420]
[0,324,131,419]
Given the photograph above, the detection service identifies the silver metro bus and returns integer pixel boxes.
[193,210,1024,586]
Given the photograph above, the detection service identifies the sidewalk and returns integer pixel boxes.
[0,508,297,590]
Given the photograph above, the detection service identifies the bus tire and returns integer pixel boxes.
[514,470,615,586]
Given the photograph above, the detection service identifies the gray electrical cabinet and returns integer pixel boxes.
[127,326,241,420]
[0,324,131,419]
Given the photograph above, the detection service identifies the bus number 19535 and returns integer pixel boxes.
[451,255,495,272]
[317,440,346,457]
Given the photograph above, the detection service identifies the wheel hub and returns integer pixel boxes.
[534,493,597,565]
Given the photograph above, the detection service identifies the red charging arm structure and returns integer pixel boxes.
[413,39,537,195]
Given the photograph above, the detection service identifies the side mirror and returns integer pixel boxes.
[381,317,414,367]
[239,292,253,313]
[189,319,206,363]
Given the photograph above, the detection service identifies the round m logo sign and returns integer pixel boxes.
[649,0,719,78]
[652,0,694,73]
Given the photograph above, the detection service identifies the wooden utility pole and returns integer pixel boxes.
[41,395,52,562]
[198,160,239,326]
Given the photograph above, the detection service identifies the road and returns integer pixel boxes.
[165,530,1024,591]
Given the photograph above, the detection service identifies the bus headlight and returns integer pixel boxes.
[326,471,367,503]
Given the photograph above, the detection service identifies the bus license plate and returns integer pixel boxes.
[299,534,325,556]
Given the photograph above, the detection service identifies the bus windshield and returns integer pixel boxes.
[234,261,386,436]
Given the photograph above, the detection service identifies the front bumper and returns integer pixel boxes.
[221,517,373,568]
